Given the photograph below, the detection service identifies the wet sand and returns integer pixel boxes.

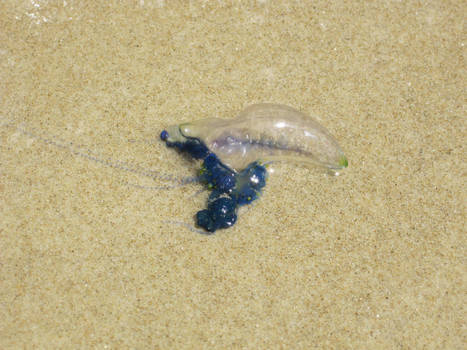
[1,1,465,348]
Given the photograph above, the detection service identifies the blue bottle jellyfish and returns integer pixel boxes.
[161,103,348,233]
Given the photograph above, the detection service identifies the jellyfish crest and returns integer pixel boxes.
[180,103,348,172]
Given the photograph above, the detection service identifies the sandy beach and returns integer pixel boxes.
[1,1,465,348]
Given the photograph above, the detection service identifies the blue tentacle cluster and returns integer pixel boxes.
[161,130,267,233]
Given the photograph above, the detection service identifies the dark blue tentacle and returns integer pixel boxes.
[161,129,268,233]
